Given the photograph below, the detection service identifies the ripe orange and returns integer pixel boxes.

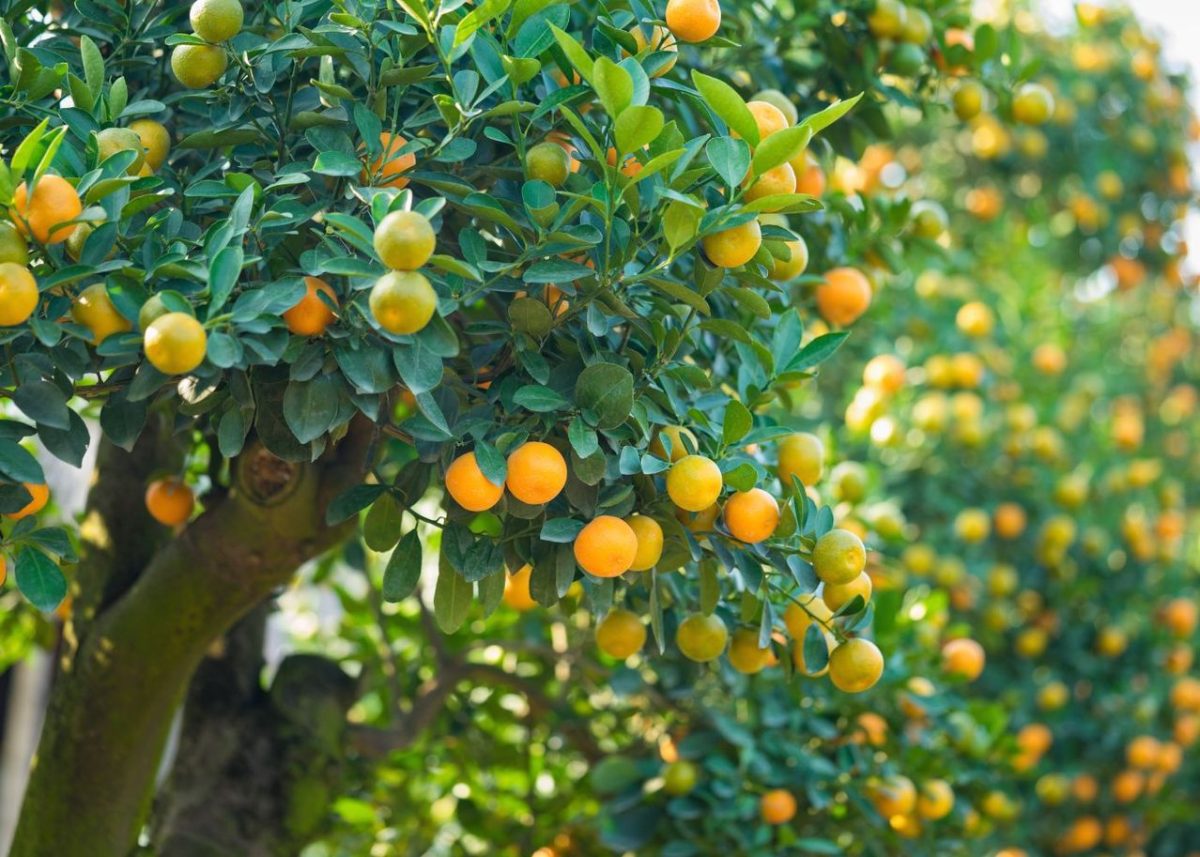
[190,0,244,42]
[626,514,664,571]
[596,608,647,659]
[791,151,826,196]
[369,271,437,335]
[956,301,994,337]
[4,483,49,520]
[11,175,82,245]
[574,516,638,577]
[282,276,337,336]
[145,477,194,526]
[862,354,906,394]
[744,162,796,202]
[1111,770,1143,804]
[702,219,762,268]
[740,100,790,142]
[665,0,721,43]
[760,789,796,825]
[916,780,954,820]
[768,236,808,281]
[854,712,889,746]
[526,141,572,187]
[503,564,537,610]
[1126,735,1161,769]
[676,612,728,662]
[373,210,436,271]
[783,593,833,639]
[650,425,697,461]
[994,502,1027,539]
[812,528,866,585]
[1162,598,1198,638]
[505,441,567,505]
[1012,83,1055,125]
[73,283,133,344]
[170,44,228,89]
[144,312,207,374]
[723,488,780,543]
[941,637,986,681]
[666,454,723,512]
[777,432,824,486]
[96,128,145,175]
[128,119,170,171]
[867,774,916,818]
[828,637,884,692]
[816,267,872,326]
[629,25,678,77]
[445,452,504,511]
[0,263,39,326]
[362,132,416,189]
[728,627,773,674]
[823,571,871,612]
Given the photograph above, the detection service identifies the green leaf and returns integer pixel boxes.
[691,70,759,145]
[575,363,634,430]
[645,277,710,314]
[12,380,70,430]
[593,56,633,118]
[15,547,66,612]
[326,484,386,524]
[699,561,720,614]
[453,0,512,48]
[80,35,104,103]
[786,332,849,373]
[802,623,829,675]
[662,199,703,252]
[313,150,362,177]
[382,530,423,601]
[798,93,863,137]
[513,384,569,413]
[541,517,584,542]
[0,440,44,484]
[549,25,594,86]
[751,125,812,176]
[722,400,752,446]
[433,553,474,633]
[614,105,663,155]
[705,137,751,189]
[364,493,405,552]
[283,376,340,444]
[207,245,243,318]
[722,461,757,492]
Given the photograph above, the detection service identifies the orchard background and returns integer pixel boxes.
[0,0,1195,855]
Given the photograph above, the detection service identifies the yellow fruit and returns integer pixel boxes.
[768,237,808,281]
[727,628,773,674]
[702,219,762,268]
[723,488,779,544]
[868,774,916,818]
[741,100,790,142]
[0,263,39,326]
[744,162,796,202]
[626,515,664,571]
[73,283,133,343]
[143,312,207,374]
[667,454,723,512]
[812,528,866,585]
[96,128,145,175]
[596,608,647,659]
[823,571,871,612]
[910,200,947,239]
[662,759,697,794]
[505,441,567,505]
[676,612,728,662]
[503,564,537,610]
[11,175,82,245]
[783,593,833,639]
[650,425,698,461]
[941,637,986,681]
[665,0,721,43]
[574,516,638,578]
[128,119,171,171]
[374,210,436,271]
[1012,83,1055,125]
[171,44,228,89]
[369,271,437,335]
[917,780,954,821]
[828,637,884,692]
[190,0,244,41]
[777,432,824,486]
[953,80,985,120]
[445,452,504,511]
[526,141,571,187]
[956,301,994,337]
[862,354,905,394]
[629,25,678,77]
[954,508,990,543]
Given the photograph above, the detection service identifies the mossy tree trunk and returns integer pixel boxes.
[9,420,374,857]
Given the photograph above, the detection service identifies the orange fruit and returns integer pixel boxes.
[374,210,436,271]
[666,454,723,512]
[740,100,790,143]
[11,175,82,245]
[0,263,39,326]
[190,0,244,42]
[1012,83,1055,125]
[369,271,437,335]
[170,44,228,89]
[812,528,866,585]
[676,612,728,662]
[596,608,647,658]
[1126,735,1161,769]
[665,0,721,43]
[941,637,985,681]
[445,452,504,511]
[282,276,337,336]
[503,564,537,610]
[145,477,195,526]
[128,119,170,171]
[626,514,664,571]
[144,312,207,374]
[525,141,572,187]
[916,780,954,820]
[629,25,678,77]
[744,162,796,202]
[828,637,884,692]
[362,132,415,188]
[867,774,916,818]
[1163,598,1198,637]
[862,354,906,394]
[574,516,638,577]
[723,488,779,543]
[702,219,762,268]
[854,712,889,746]
[96,128,145,175]
[650,425,697,461]
[728,627,774,674]
[823,571,872,612]
[777,432,824,486]
[760,789,797,825]
[768,236,808,281]
[816,267,872,326]
[505,441,567,505]
[73,283,133,344]
[994,502,1027,539]
[791,151,826,196]
[1111,770,1143,804]
[4,483,49,520]
[783,593,833,640]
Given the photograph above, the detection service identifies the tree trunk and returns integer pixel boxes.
[10,421,374,857]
